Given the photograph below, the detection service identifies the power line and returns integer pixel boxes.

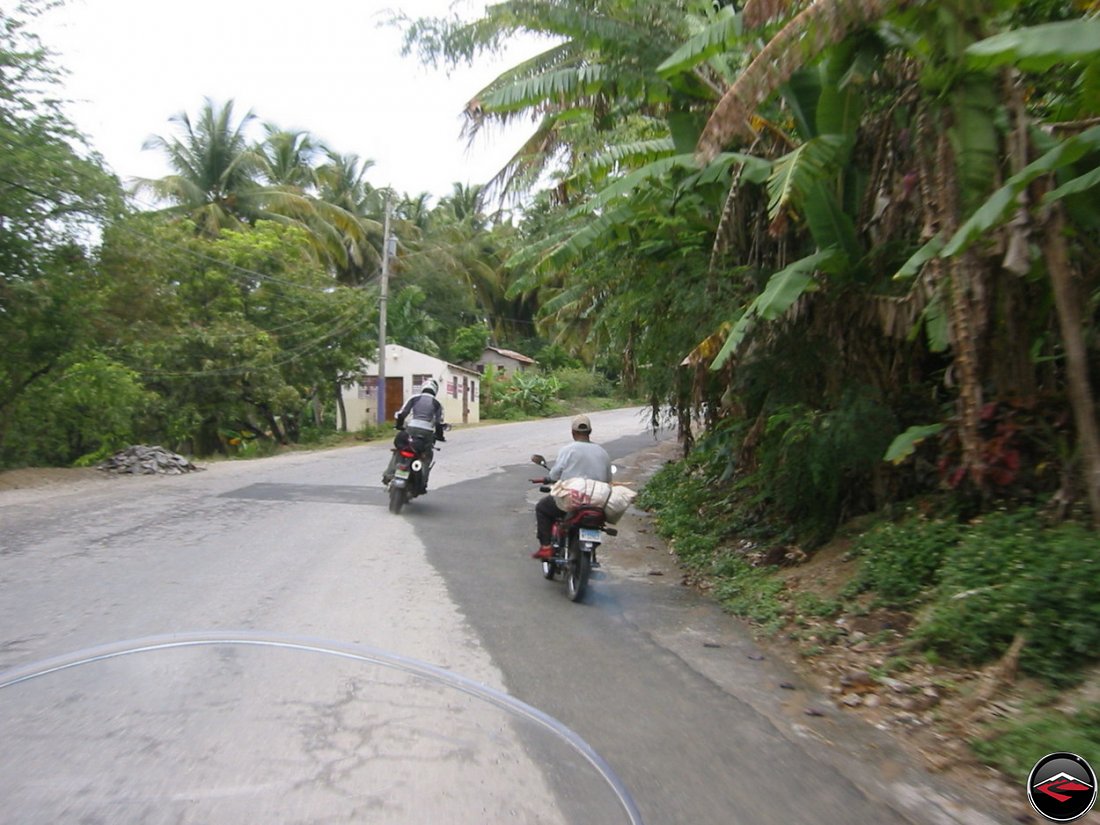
[135,305,370,379]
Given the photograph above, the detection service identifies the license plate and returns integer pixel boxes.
[579,528,601,542]
[395,469,410,479]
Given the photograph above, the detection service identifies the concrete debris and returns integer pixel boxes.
[97,445,202,476]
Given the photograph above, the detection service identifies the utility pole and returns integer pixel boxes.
[377,196,394,424]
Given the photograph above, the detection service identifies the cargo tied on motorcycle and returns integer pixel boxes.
[530,455,635,602]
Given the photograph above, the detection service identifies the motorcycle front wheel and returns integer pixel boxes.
[388,483,406,514]
[564,539,591,602]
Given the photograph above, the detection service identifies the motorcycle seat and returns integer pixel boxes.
[565,507,606,528]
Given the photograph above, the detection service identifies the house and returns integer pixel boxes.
[343,344,481,430]
[476,345,537,378]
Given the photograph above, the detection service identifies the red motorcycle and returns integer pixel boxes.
[531,455,619,602]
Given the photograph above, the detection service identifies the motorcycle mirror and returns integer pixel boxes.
[530,454,548,468]
[611,464,618,475]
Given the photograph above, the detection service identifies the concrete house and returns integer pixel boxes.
[343,344,481,430]
[475,346,537,378]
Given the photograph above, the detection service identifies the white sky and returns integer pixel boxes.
[34,0,543,205]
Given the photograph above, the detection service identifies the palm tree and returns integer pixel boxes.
[314,149,384,285]
[256,126,319,188]
[138,102,374,277]
[134,98,263,234]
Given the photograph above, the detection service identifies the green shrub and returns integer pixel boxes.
[637,457,725,570]
[756,390,898,546]
[535,343,582,371]
[853,516,963,605]
[485,371,562,418]
[3,352,152,467]
[552,368,612,399]
[914,510,1100,685]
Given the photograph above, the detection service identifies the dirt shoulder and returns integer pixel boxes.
[608,438,1040,824]
[0,466,105,492]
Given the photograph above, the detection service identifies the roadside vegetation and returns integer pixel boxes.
[3,0,1098,787]
[638,449,1100,781]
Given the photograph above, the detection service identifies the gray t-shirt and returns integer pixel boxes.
[548,441,612,483]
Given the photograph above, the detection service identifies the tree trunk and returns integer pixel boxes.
[1043,204,1100,528]
[335,381,348,432]
[937,130,987,488]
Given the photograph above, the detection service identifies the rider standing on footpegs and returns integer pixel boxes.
[382,378,446,489]
[530,414,611,560]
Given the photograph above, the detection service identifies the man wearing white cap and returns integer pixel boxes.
[530,414,612,560]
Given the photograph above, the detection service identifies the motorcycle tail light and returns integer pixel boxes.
[400,450,416,458]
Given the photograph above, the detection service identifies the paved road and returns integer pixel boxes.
[0,409,1007,824]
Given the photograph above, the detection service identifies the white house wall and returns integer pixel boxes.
[342,344,480,430]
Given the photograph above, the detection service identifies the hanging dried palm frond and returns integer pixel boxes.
[742,0,807,30]
[697,0,899,161]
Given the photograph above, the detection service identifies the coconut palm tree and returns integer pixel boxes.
[134,98,264,234]
[314,149,385,285]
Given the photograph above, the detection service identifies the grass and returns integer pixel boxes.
[971,700,1100,782]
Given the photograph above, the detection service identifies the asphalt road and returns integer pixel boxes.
[0,408,1007,824]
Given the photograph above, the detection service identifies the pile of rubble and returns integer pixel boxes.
[98,445,202,475]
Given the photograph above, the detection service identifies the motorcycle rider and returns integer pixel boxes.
[530,414,612,560]
[382,378,446,488]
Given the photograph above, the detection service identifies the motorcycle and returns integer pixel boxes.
[388,424,449,514]
[530,455,619,602]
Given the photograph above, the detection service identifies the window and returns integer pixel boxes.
[412,373,433,394]
[358,375,376,399]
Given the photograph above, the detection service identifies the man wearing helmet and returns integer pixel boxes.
[381,378,446,487]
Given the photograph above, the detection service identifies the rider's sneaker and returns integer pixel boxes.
[381,475,392,486]
[531,545,554,560]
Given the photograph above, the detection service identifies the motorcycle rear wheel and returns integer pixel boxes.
[564,539,591,602]
[388,483,406,514]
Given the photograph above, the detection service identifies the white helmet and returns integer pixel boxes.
[423,378,439,396]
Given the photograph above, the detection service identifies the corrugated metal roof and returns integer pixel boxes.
[487,346,537,364]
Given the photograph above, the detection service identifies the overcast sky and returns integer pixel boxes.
[34,0,543,205]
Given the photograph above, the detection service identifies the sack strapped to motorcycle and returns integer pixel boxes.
[551,478,637,524]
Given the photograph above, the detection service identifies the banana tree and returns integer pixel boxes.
[689,0,1064,494]
[895,18,1100,524]
[400,0,711,204]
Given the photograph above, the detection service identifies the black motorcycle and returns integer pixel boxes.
[388,426,447,514]
[531,455,619,602]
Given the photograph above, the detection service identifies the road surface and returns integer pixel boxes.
[0,408,1008,823]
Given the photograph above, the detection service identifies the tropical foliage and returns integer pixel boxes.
[5,0,1099,549]
[401,0,1100,534]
